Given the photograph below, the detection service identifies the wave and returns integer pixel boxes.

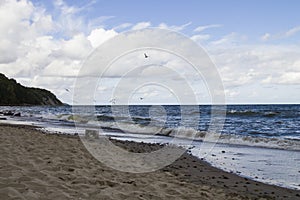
[4,106,299,151]
[71,119,300,151]
[158,127,300,151]
[263,111,280,117]
[50,112,300,151]
[216,134,300,151]
[54,109,269,122]
[226,109,299,118]
[226,110,265,117]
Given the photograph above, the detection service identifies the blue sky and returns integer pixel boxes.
[0,0,299,104]
[31,0,300,41]
[55,0,300,39]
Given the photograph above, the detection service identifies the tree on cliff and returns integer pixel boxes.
[0,73,63,106]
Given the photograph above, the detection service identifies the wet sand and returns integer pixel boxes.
[0,124,299,200]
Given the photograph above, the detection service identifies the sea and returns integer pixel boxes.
[0,104,299,190]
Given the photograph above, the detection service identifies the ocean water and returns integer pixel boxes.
[0,104,299,189]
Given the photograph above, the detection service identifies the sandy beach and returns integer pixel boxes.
[0,124,299,200]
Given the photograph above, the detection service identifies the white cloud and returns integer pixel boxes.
[207,42,300,92]
[53,0,113,37]
[132,22,151,30]
[56,34,93,59]
[225,89,239,98]
[260,26,300,41]
[194,24,222,32]
[278,72,300,84]
[0,0,120,103]
[261,72,300,85]
[53,0,86,36]
[87,28,118,48]
[210,32,247,46]
[0,0,299,104]
[158,22,191,32]
[54,0,76,15]
[261,75,273,84]
[0,0,54,63]
[261,33,271,41]
[87,16,115,30]
[72,29,220,105]
[113,23,132,31]
[285,26,300,37]
[191,34,211,42]
[42,60,81,77]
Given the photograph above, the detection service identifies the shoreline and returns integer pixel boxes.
[0,123,299,199]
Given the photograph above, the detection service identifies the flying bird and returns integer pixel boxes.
[65,88,70,92]
[109,98,116,104]
[144,53,149,58]
[140,97,144,100]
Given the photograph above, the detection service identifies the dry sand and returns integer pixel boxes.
[0,124,299,200]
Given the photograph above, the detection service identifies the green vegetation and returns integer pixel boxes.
[0,73,63,106]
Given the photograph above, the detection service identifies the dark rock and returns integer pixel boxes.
[3,111,14,116]
[67,168,75,172]
[13,112,21,117]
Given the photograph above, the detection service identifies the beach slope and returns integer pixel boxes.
[0,124,298,200]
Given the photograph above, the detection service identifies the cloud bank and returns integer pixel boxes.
[0,0,299,104]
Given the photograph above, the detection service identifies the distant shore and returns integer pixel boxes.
[0,123,299,200]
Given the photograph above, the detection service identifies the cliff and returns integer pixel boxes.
[0,73,63,106]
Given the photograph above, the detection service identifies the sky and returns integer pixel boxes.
[0,0,300,104]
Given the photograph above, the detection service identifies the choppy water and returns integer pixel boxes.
[1,104,299,150]
[0,104,299,189]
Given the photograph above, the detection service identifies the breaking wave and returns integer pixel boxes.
[226,109,298,118]
[2,105,299,151]
[55,113,300,151]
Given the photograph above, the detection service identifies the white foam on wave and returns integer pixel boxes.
[84,119,300,151]
[5,111,300,151]
[216,134,300,151]
[154,126,300,151]
[46,109,300,151]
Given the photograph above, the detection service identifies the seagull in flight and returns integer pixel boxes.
[109,98,116,105]
[144,53,149,58]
